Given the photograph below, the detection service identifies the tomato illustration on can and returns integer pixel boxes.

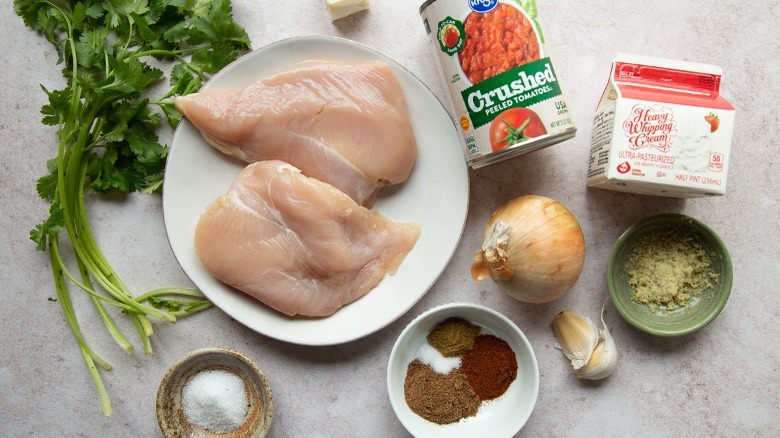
[489,107,547,152]
[440,23,460,48]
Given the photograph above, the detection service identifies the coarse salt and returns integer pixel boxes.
[182,369,248,433]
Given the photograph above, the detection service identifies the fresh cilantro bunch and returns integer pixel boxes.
[14,0,251,416]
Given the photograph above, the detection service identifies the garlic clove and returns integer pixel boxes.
[572,323,618,380]
[552,310,599,370]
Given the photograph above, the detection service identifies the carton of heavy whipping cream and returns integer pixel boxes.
[587,54,735,197]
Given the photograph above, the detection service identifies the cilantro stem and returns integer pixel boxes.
[73,161,178,323]
[131,315,153,355]
[51,118,136,354]
[50,239,112,371]
[137,287,214,318]
[136,287,208,301]
[132,46,214,59]
[51,245,134,311]
[56,241,115,418]
[80,342,113,417]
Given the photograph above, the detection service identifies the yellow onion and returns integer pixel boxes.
[470,195,585,303]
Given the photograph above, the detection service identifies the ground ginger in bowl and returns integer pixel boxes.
[625,227,719,311]
[607,213,733,336]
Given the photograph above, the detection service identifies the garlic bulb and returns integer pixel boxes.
[471,195,586,303]
[552,309,618,380]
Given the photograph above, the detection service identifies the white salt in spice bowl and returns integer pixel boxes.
[156,347,273,437]
[387,303,539,437]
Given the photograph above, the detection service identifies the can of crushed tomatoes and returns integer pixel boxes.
[419,0,576,168]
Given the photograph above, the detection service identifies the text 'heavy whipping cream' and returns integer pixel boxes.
[587,54,735,197]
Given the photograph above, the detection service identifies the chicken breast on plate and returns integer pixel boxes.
[194,160,421,317]
[175,59,418,207]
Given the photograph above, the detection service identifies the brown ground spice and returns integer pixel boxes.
[426,317,481,357]
[403,359,480,424]
[460,334,517,401]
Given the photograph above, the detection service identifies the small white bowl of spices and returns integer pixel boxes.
[156,347,273,437]
[387,303,539,437]
[607,213,733,336]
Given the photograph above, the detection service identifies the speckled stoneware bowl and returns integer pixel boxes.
[156,347,273,438]
[607,213,733,337]
[387,303,539,437]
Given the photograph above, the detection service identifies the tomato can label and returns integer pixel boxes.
[419,0,576,168]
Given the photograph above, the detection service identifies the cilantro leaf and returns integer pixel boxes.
[158,102,183,128]
[169,63,203,96]
[35,159,59,201]
[103,56,163,95]
[104,0,150,28]
[30,202,64,251]
[75,27,109,68]
[40,86,71,126]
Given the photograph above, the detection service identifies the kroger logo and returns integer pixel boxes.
[468,0,499,13]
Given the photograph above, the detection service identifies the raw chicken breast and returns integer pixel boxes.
[175,59,418,207]
[194,160,421,317]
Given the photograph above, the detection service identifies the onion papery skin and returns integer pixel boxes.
[471,195,586,303]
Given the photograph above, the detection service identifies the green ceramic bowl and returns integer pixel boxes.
[607,213,733,336]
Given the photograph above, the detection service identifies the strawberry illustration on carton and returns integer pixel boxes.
[587,54,735,197]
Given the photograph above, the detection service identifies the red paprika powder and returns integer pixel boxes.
[460,334,518,401]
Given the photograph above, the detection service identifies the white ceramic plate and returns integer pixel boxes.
[387,303,539,436]
[162,35,469,345]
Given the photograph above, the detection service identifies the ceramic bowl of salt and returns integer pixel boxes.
[156,347,273,437]
[387,303,539,437]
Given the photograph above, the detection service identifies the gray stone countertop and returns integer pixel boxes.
[1,1,778,436]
